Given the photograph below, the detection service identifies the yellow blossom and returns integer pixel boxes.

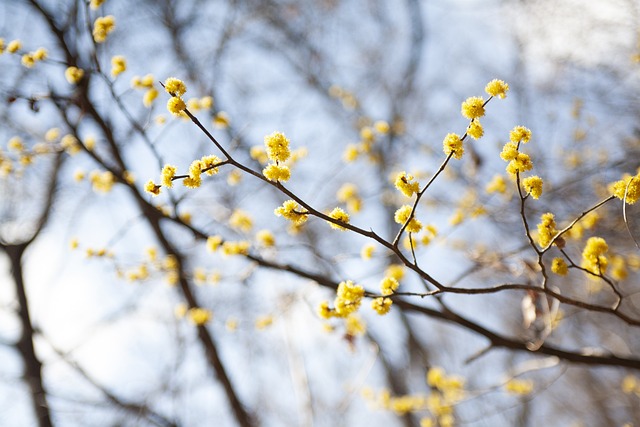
[69,238,79,250]
[522,175,543,199]
[64,66,84,84]
[183,159,202,188]
[163,77,187,97]
[461,96,485,119]
[7,39,21,53]
[143,88,159,107]
[394,205,422,233]
[551,258,568,275]
[504,379,534,395]
[93,15,116,43]
[467,119,484,140]
[73,169,85,182]
[443,133,464,160]
[343,143,360,162]
[110,55,126,77]
[144,179,161,196]
[213,111,230,128]
[386,264,405,281]
[160,164,177,188]
[90,0,106,9]
[201,154,222,175]
[32,47,47,61]
[394,171,420,197]
[229,209,253,232]
[263,163,291,182]
[610,173,640,204]
[200,96,213,109]
[500,142,519,161]
[328,207,350,230]
[264,131,291,163]
[250,146,269,164]
[380,276,399,296]
[255,315,274,330]
[374,120,390,134]
[8,137,24,152]
[334,280,365,317]
[581,237,608,275]
[371,297,393,315]
[509,126,532,143]
[256,229,275,247]
[537,213,557,248]
[167,96,186,116]
[317,301,334,319]
[345,314,366,336]
[506,152,533,175]
[206,235,223,252]
[360,243,375,260]
[486,174,507,194]
[21,54,35,68]
[485,79,509,99]
[275,200,308,225]
[44,128,60,142]
[221,240,250,256]
[188,307,212,325]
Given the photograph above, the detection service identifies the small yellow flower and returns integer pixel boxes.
[142,87,159,108]
[44,128,60,142]
[32,47,48,61]
[144,179,161,196]
[537,212,557,248]
[500,142,519,161]
[264,131,291,163]
[371,297,393,315]
[255,315,274,330]
[461,96,485,119]
[90,0,106,9]
[504,379,534,396]
[522,175,543,199]
[221,240,250,256]
[343,144,359,162]
[466,119,484,140]
[201,155,222,175]
[161,164,177,188]
[21,54,35,68]
[164,77,187,96]
[110,55,126,77]
[263,163,291,182]
[345,314,366,336]
[360,243,375,260]
[167,96,186,116]
[65,66,84,84]
[380,276,399,296]
[385,264,405,281]
[394,171,420,197]
[394,205,422,233]
[374,120,390,134]
[229,209,253,233]
[274,200,308,225]
[328,207,350,230]
[213,111,230,128]
[250,146,269,164]
[506,153,533,175]
[485,79,509,99]
[188,307,212,325]
[7,39,21,54]
[509,126,532,144]
[93,15,116,43]
[317,301,334,319]
[206,235,223,252]
[442,133,464,160]
[551,258,568,276]
[8,137,24,152]
[610,173,640,204]
[200,96,214,109]
[256,229,276,247]
[486,174,507,194]
[581,237,608,275]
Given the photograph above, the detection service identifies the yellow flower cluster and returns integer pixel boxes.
[110,55,126,77]
[256,229,276,247]
[130,74,158,107]
[536,212,558,248]
[274,199,308,225]
[1,39,21,54]
[551,257,568,276]
[221,240,250,256]
[317,280,365,319]
[610,173,640,204]
[622,375,640,396]
[144,179,161,196]
[394,171,420,198]
[161,164,177,188]
[229,209,253,233]
[90,0,106,9]
[89,170,115,193]
[336,183,362,213]
[394,205,423,233]
[466,119,484,140]
[93,15,116,43]
[522,175,543,199]
[164,77,188,116]
[65,66,84,84]
[461,96,485,119]
[380,276,399,295]
[581,237,608,275]
[20,47,47,68]
[504,378,534,395]
[510,126,532,143]
[485,79,510,99]
[500,130,534,176]
[360,243,375,260]
[371,297,393,315]
[442,133,463,160]
[327,207,350,230]
[262,131,292,182]
[206,235,223,252]
[188,307,212,326]
[486,174,507,194]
